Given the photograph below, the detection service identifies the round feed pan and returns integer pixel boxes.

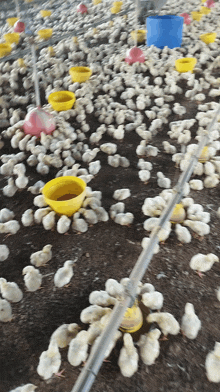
[200,32,216,44]
[37,28,53,40]
[4,33,20,45]
[175,57,197,73]
[0,43,12,58]
[69,66,92,83]
[7,17,18,27]
[48,91,76,111]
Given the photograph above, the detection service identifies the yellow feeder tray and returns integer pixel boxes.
[113,1,123,6]
[42,176,86,216]
[37,28,53,40]
[0,43,12,58]
[175,57,197,73]
[4,33,20,45]
[40,10,52,17]
[69,66,92,83]
[48,91,76,112]
[191,11,203,21]
[119,301,143,333]
[131,30,146,43]
[6,17,19,27]
[200,32,216,44]
[170,203,186,224]
[93,0,102,4]
[199,146,209,163]
[200,6,211,14]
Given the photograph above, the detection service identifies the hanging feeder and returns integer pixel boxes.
[37,28,53,40]
[69,66,92,83]
[40,10,52,17]
[119,301,143,333]
[0,43,12,58]
[48,91,76,112]
[42,177,86,216]
[77,4,88,13]
[125,47,145,65]
[4,33,20,45]
[180,13,191,25]
[170,203,186,224]
[130,30,146,43]
[175,57,197,73]
[6,17,19,27]
[14,20,25,32]
[191,11,203,21]
[200,32,216,44]
[23,107,56,137]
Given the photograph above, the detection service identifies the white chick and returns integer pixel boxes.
[138,328,161,365]
[50,323,80,348]
[42,211,56,231]
[54,260,76,288]
[163,141,176,155]
[34,207,51,224]
[157,172,171,189]
[89,160,101,175]
[28,180,45,195]
[118,333,138,378]
[0,244,10,261]
[72,217,88,233]
[21,209,34,227]
[9,384,37,392]
[37,339,61,380]
[94,207,109,222]
[0,208,15,223]
[80,305,111,324]
[183,220,210,236]
[105,278,124,298]
[142,291,164,310]
[139,169,151,183]
[204,174,219,188]
[0,298,12,322]
[15,175,29,189]
[113,189,131,201]
[189,179,203,191]
[33,195,48,208]
[147,312,180,337]
[109,202,125,219]
[189,253,219,274]
[100,143,117,155]
[114,212,134,226]
[89,290,117,306]
[30,244,52,267]
[181,303,201,340]
[175,224,192,244]
[3,178,18,197]
[0,278,23,303]
[0,220,20,235]
[81,209,98,225]
[139,283,155,295]
[22,266,42,292]
[68,330,89,366]
[205,342,220,383]
[217,287,220,302]
[57,215,71,234]
[91,330,122,359]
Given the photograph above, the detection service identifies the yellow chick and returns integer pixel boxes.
[181,303,201,339]
[30,244,52,267]
[42,211,56,231]
[138,328,161,365]
[22,266,42,291]
[0,298,12,322]
[54,260,76,288]
[141,291,164,310]
[50,323,80,348]
[205,342,220,383]
[118,333,138,377]
[190,253,219,275]
[57,215,71,234]
[147,312,180,337]
[67,330,89,366]
[37,340,61,380]
[0,278,23,303]
[89,290,117,306]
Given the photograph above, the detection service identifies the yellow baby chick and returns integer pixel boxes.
[0,278,23,303]
[147,312,180,337]
[30,244,52,267]
[68,330,89,366]
[57,215,71,234]
[190,253,219,275]
[22,266,42,291]
[9,384,37,392]
[118,333,138,377]
[138,328,161,365]
[89,290,117,306]
[80,305,112,324]
[141,291,164,310]
[181,303,201,339]
[54,260,76,288]
[205,342,220,383]
[50,323,80,348]
[37,339,61,380]
[42,211,56,230]
[0,298,12,322]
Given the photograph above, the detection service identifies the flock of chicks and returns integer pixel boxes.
[1,0,220,390]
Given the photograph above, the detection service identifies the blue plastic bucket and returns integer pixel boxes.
[146,15,184,49]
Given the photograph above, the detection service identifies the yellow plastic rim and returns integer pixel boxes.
[200,6,211,14]
[175,57,197,73]
[200,32,216,44]
[42,176,86,216]
[119,303,143,333]
[37,29,53,40]
[40,10,52,17]
[0,43,12,58]
[4,33,20,45]
[191,11,203,21]
[69,66,92,83]
[170,203,186,224]
[199,146,209,163]
[6,17,19,27]
[131,30,146,43]
[48,91,76,112]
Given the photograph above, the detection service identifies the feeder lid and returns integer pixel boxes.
[14,20,25,33]
[125,47,145,65]
[77,3,88,13]
[119,302,143,333]
[23,107,56,137]
[180,13,191,24]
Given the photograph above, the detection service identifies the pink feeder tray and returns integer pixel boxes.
[180,13,191,25]
[14,20,25,33]
[204,0,215,7]
[23,107,56,137]
[77,3,88,13]
[125,47,145,65]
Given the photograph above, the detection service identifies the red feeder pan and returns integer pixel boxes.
[14,20,25,33]
[180,13,191,25]
[204,0,215,7]
[125,47,145,65]
[23,107,56,137]
[77,3,88,13]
